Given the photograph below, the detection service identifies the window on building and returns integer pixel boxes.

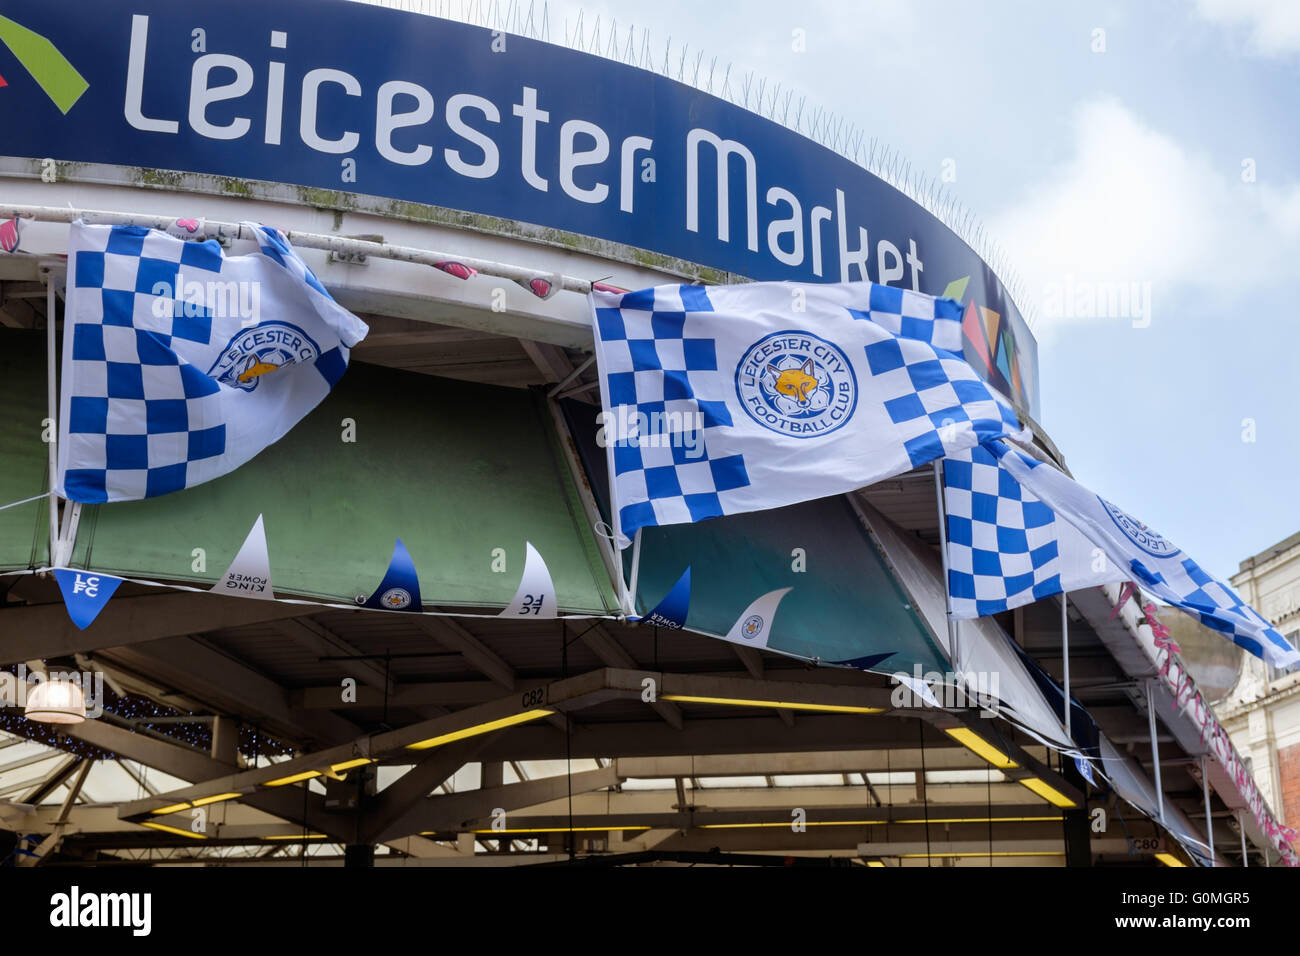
[1267,630,1300,682]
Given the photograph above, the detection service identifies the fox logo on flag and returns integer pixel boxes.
[590,281,1029,543]
[55,221,368,503]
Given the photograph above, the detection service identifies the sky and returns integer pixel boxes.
[508,0,1300,581]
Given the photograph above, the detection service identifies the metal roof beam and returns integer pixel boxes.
[104,636,360,749]
[413,617,516,690]
[19,755,84,805]
[116,667,623,820]
[275,617,394,694]
[0,592,312,667]
[382,765,621,842]
[360,739,487,845]
[578,625,683,729]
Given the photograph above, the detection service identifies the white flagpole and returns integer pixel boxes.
[586,314,633,617]
[608,461,633,616]
[1146,679,1165,826]
[626,528,643,617]
[1062,594,1072,740]
[56,503,83,567]
[933,459,959,669]
[1201,756,1215,866]
[43,266,60,568]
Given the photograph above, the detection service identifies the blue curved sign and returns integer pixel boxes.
[0,0,1038,415]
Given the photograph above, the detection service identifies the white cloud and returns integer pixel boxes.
[1194,0,1300,56]
[990,98,1300,331]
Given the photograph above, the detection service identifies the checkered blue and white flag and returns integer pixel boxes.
[55,221,369,503]
[943,444,1128,618]
[987,440,1300,669]
[589,281,1030,543]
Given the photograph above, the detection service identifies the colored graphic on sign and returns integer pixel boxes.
[943,274,1032,413]
[0,13,88,114]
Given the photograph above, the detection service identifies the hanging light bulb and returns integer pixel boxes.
[25,678,87,725]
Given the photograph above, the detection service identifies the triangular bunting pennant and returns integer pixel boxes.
[53,568,123,630]
[499,541,557,618]
[832,651,896,671]
[891,671,941,708]
[0,217,22,254]
[1074,754,1097,788]
[363,539,423,612]
[210,514,274,600]
[633,567,691,629]
[722,587,792,650]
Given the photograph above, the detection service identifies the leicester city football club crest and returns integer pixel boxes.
[208,321,321,392]
[742,614,765,640]
[379,587,413,610]
[1099,497,1181,558]
[735,330,857,437]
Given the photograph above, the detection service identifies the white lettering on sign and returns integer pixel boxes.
[120,15,928,292]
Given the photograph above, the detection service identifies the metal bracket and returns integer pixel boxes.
[329,233,384,265]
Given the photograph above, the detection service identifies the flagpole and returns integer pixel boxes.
[43,265,60,568]
[1146,679,1165,826]
[57,503,83,567]
[626,528,643,617]
[933,459,959,669]
[587,330,632,617]
[1201,755,1215,866]
[608,470,633,616]
[1062,593,1071,740]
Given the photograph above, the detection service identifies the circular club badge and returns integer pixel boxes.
[741,614,765,640]
[1099,497,1181,558]
[735,331,857,438]
[379,587,413,610]
[207,321,321,392]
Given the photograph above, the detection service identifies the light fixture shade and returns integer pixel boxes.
[25,679,87,724]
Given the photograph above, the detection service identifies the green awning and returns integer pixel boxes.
[38,358,619,613]
[0,331,52,571]
[629,496,949,672]
[559,398,949,675]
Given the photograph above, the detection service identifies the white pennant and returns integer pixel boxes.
[892,672,942,709]
[210,514,274,600]
[499,541,557,618]
[722,587,792,649]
